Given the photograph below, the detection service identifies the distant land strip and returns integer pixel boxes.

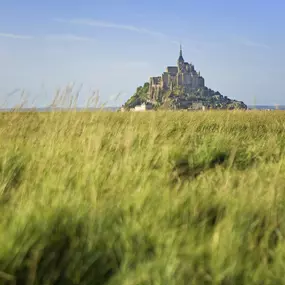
[0,106,284,112]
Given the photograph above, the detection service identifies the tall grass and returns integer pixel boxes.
[1,110,285,284]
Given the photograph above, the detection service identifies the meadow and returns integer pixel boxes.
[1,110,285,284]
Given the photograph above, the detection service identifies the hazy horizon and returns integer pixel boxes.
[0,0,284,108]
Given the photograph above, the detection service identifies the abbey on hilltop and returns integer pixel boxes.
[123,46,247,111]
[149,45,205,100]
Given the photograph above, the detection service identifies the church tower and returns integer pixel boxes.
[177,45,185,72]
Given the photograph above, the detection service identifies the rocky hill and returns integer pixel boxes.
[123,82,247,110]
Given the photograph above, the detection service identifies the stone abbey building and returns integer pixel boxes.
[149,46,205,100]
[123,45,247,110]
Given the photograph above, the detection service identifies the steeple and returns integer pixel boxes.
[177,43,184,69]
[178,44,184,63]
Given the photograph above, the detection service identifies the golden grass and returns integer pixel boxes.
[1,110,285,284]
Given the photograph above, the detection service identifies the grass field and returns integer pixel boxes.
[1,110,285,284]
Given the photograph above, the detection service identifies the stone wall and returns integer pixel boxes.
[162,72,169,89]
[166,66,178,75]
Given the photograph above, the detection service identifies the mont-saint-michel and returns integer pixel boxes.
[123,46,247,111]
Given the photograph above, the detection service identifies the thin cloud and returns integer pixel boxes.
[111,61,151,71]
[242,40,270,49]
[0,33,33,40]
[231,35,270,49]
[171,40,181,47]
[44,34,96,42]
[55,18,168,39]
[123,61,150,68]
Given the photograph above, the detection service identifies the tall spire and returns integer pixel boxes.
[178,43,184,64]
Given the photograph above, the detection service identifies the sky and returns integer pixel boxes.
[0,0,284,107]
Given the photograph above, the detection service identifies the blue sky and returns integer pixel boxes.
[0,0,284,107]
